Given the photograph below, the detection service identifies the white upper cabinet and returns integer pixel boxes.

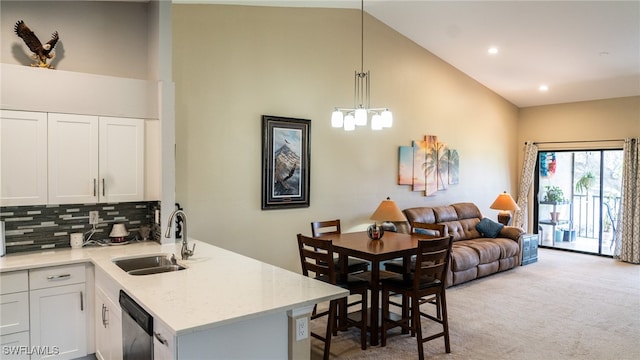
[0,110,48,206]
[48,113,99,204]
[99,117,145,203]
[48,113,144,204]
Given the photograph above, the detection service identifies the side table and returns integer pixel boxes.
[521,233,538,265]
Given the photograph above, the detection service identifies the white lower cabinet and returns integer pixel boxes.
[153,319,175,360]
[94,269,122,360]
[1,271,30,360]
[1,331,30,360]
[29,264,88,360]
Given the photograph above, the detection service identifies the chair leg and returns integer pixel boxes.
[337,297,348,333]
[323,300,337,360]
[413,294,425,360]
[440,290,451,353]
[402,293,410,335]
[381,288,389,347]
[360,290,368,350]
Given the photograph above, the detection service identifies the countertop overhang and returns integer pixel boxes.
[0,239,348,336]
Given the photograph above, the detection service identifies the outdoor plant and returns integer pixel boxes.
[544,186,565,203]
[575,171,596,195]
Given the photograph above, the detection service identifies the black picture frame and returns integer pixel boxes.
[261,115,311,210]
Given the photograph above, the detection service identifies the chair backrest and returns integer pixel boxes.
[311,219,341,237]
[297,234,336,284]
[413,235,453,289]
[412,222,447,238]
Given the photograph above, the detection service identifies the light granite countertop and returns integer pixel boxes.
[0,239,347,336]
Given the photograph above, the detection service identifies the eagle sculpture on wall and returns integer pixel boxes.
[14,20,59,69]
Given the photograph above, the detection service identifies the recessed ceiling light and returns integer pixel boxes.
[539,85,549,92]
[488,47,499,55]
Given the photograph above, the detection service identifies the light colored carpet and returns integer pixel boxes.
[310,249,640,359]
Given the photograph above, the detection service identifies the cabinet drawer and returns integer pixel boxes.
[30,263,86,290]
[95,267,120,305]
[1,330,30,360]
[0,271,28,294]
[0,292,29,335]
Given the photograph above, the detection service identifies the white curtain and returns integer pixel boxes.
[514,142,538,231]
[615,138,640,264]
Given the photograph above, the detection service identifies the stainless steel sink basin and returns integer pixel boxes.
[113,254,186,275]
[127,264,186,276]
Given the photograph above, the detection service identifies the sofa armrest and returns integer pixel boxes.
[500,226,525,266]
[499,226,524,241]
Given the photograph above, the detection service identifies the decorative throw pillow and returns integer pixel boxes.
[414,228,438,236]
[475,217,504,238]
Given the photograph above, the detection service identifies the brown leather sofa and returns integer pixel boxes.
[402,202,524,287]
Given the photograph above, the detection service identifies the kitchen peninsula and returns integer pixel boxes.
[0,239,347,359]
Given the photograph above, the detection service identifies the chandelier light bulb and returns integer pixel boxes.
[331,110,344,128]
[344,114,356,131]
[354,108,367,126]
[371,113,383,130]
[382,109,393,128]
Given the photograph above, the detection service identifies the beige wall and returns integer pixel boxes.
[518,96,639,145]
[172,5,520,272]
[1,0,150,79]
[517,96,639,232]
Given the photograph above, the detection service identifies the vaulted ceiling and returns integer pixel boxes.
[176,1,640,108]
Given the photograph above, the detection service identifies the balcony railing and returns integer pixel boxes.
[570,194,620,239]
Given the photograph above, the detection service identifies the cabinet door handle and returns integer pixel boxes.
[102,178,106,197]
[102,304,109,327]
[93,178,97,196]
[154,332,168,346]
[80,291,84,311]
[46,274,71,281]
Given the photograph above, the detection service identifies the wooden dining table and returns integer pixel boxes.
[315,231,422,346]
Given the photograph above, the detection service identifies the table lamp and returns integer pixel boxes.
[489,191,520,225]
[368,197,407,240]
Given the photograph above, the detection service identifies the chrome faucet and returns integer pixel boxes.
[165,209,195,260]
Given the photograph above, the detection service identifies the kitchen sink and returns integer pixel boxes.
[113,254,186,275]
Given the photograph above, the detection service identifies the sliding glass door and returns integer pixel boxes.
[534,149,622,256]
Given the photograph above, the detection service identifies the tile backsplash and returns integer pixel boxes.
[0,201,160,254]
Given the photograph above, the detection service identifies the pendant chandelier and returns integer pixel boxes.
[331,0,392,131]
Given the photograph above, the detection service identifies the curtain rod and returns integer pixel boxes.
[525,139,625,145]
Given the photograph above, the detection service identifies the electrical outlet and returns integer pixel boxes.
[295,317,308,341]
[89,211,99,225]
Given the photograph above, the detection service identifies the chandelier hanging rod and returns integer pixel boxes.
[330,0,393,131]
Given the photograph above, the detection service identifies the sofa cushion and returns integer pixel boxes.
[452,202,483,220]
[450,244,480,271]
[476,217,504,238]
[452,268,477,285]
[403,207,436,224]
[442,218,482,241]
[492,237,520,258]
[463,239,502,264]
[433,206,459,222]
[477,261,500,277]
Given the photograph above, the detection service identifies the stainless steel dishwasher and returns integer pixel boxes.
[119,290,153,359]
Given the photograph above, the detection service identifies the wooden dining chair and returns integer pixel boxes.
[311,220,370,274]
[384,222,447,274]
[380,235,453,360]
[297,234,369,359]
